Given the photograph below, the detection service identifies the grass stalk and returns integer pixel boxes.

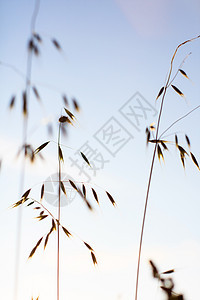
[134,35,200,300]
[57,123,61,300]
[14,1,40,300]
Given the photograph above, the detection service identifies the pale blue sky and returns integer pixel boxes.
[0,1,200,299]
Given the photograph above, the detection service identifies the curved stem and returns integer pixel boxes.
[159,104,200,140]
[29,198,56,220]
[135,86,167,300]
[167,52,191,88]
[134,34,200,300]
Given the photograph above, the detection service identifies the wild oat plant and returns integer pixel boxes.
[12,105,116,300]
[135,35,200,300]
[7,8,66,300]
[5,1,116,300]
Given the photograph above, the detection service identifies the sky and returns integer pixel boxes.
[0,0,200,299]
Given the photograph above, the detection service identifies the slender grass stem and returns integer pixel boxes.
[14,38,32,300]
[159,104,200,140]
[134,35,200,300]
[29,198,56,220]
[14,2,40,300]
[57,123,61,300]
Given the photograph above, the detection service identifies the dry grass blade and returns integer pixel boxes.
[171,85,184,97]
[85,199,93,210]
[146,127,150,146]
[161,141,168,151]
[161,269,174,275]
[27,201,34,206]
[12,200,23,208]
[177,145,188,168]
[80,152,90,166]
[58,145,64,162]
[84,242,93,251]
[179,69,189,79]
[72,98,79,111]
[178,145,188,157]
[36,215,48,221]
[82,194,93,210]
[63,95,68,106]
[149,139,168,144]
[23,91,27,116]
[185,134,190,148]
[52,219,56,231]
[34,141,50,154]
[156,87,164,100]
[82,184,86,197]
[92,188,99,204]
[33,32,42,43]
[32,86,40,100]
[157,144,164,162]
[40,184,44,201]
[77,188,93,210]
[175,135,178,147]
[190,152,200,170]
[60,181,66,194]
[9,95,16,109]
[33,44,39,56]
[28,237,43,259]
[180,155,185,168]
[44,232,50,249]
[62,226,71,237]
[28,34,40,55]
[64,108,75,120]
[69,179,78,191]
[106,191,116,206]
[91,252,97,266]
[52,38,61,50]
[150,123,156,131]
[149,260,159,279]
[21,188,31,200]
[28,39,34,51]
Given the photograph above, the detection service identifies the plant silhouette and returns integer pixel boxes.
[149,260,184,300]
[135,34,200,300]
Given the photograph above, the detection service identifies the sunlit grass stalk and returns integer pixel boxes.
[134,35,200,300]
